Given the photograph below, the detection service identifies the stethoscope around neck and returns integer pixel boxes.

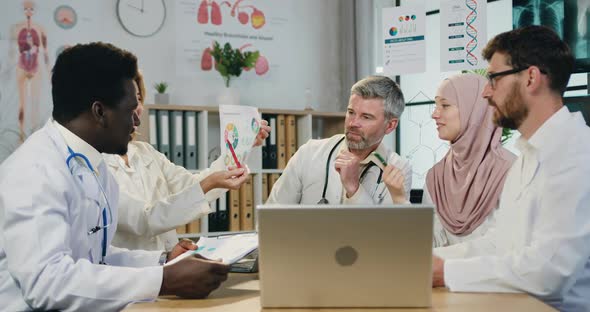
[318,136,384,204]
[66,146,113,264]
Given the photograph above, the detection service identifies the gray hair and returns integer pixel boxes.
[350,76,405,120]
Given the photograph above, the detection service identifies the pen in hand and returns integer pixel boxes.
[226,139,242,169]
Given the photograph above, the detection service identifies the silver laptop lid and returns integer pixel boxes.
[257,204,434,308]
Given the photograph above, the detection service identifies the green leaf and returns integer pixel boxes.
[244,51,260,68]
[208,41,262,86]
[217,63,228,77]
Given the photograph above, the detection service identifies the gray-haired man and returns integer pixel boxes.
[267,76,412,205]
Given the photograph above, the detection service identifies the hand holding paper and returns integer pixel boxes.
[165,233,259,266]
[219,105,262,169]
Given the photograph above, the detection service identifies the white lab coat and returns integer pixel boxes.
[267,134,412,205]
[435,107,590,311]
[0,121,162,311]
[103,141,226,252]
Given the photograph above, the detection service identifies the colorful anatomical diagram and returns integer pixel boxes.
[238,43,268,75]
[54,5,77,29]
[197,0,265,29]
[11,0,50,141]
[200,43,269,76]
[198,0,222,25]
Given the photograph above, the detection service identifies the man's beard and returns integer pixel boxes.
[345,130,381,150]
[489,84,529,130]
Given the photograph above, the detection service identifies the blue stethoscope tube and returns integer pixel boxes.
[66,146,112,265]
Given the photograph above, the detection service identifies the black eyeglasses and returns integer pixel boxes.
[486,67,547,89]
[486,68,526,89]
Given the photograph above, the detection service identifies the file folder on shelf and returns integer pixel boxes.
[261,114,277,169]
[217,192,229,232]
[176,224,187,235]
[239,175,254,231]
[261,173,269,204]
[228,188,241,231]
[276,114,287,169]
[285,115,297,163]
[148,110,158,150]
[208,199,219,232]
[268,173,281,196]
[183,111,198,170]
[170,111,185,166]
[156,110,171,159]
[187,219,201,234]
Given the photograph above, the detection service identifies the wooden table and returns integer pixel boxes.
[125,274,556,311]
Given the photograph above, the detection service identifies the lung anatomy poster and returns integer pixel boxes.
[0,0,99,163]
[175,0,289,81]
[440,0,487,71]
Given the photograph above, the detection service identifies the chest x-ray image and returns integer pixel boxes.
[564,0,589,71]
[512,0,590,72]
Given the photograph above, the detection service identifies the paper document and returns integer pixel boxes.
[165,233,259,266]
[219,105,261,169]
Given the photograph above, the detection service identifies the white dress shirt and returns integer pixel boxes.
[422,186,498,247]
[103,141,227,252]
[267,134,412,205]
[0,120,162,311]
[435,107,590,311]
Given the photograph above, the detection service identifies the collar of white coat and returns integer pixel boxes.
[337,136,390,170]
[104,141,153,171]
[515,106,571,159]
[53,119,103,172]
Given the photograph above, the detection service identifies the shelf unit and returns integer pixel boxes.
[137,104,345,237]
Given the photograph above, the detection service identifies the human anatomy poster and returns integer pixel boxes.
[219,104,261,169]
[382,4,426,75]
[175,0,289,81]
[0,0,99,162]
[440,0,487,71]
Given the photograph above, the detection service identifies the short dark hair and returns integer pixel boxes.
[482,25,574,95]
[52,42,138,122]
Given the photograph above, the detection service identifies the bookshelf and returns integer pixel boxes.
[137,104,345,238]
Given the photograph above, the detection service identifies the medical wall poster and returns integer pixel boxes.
[513,0,589,73]
[219,104,261,169]
[564,0,590,72]
[440,0,487,71]
[175,0,289,80]
[382,5,426,75]
[0,0,99,163]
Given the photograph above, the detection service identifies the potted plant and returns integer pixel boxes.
[210,41,260,88]
[154,81,169,104]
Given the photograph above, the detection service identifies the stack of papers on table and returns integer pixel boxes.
[165,233,258,266]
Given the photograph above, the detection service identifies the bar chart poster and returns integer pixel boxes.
[440,0,487,71]
[382,5,426,75]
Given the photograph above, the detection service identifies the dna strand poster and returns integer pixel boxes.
[440,0,487,71]
[219,104,261,169]
[382,4,426,75]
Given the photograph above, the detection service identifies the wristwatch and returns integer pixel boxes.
[158,251,168,265]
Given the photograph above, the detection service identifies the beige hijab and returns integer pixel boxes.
[426,73,516,236]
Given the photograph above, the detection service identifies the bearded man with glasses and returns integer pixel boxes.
[430,25,590,312]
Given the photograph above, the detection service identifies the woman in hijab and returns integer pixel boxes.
[427,73,516,247]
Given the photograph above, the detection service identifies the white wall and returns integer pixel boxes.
[0,0,345,112]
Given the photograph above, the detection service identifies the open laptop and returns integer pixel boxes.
[257,204,434,308]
